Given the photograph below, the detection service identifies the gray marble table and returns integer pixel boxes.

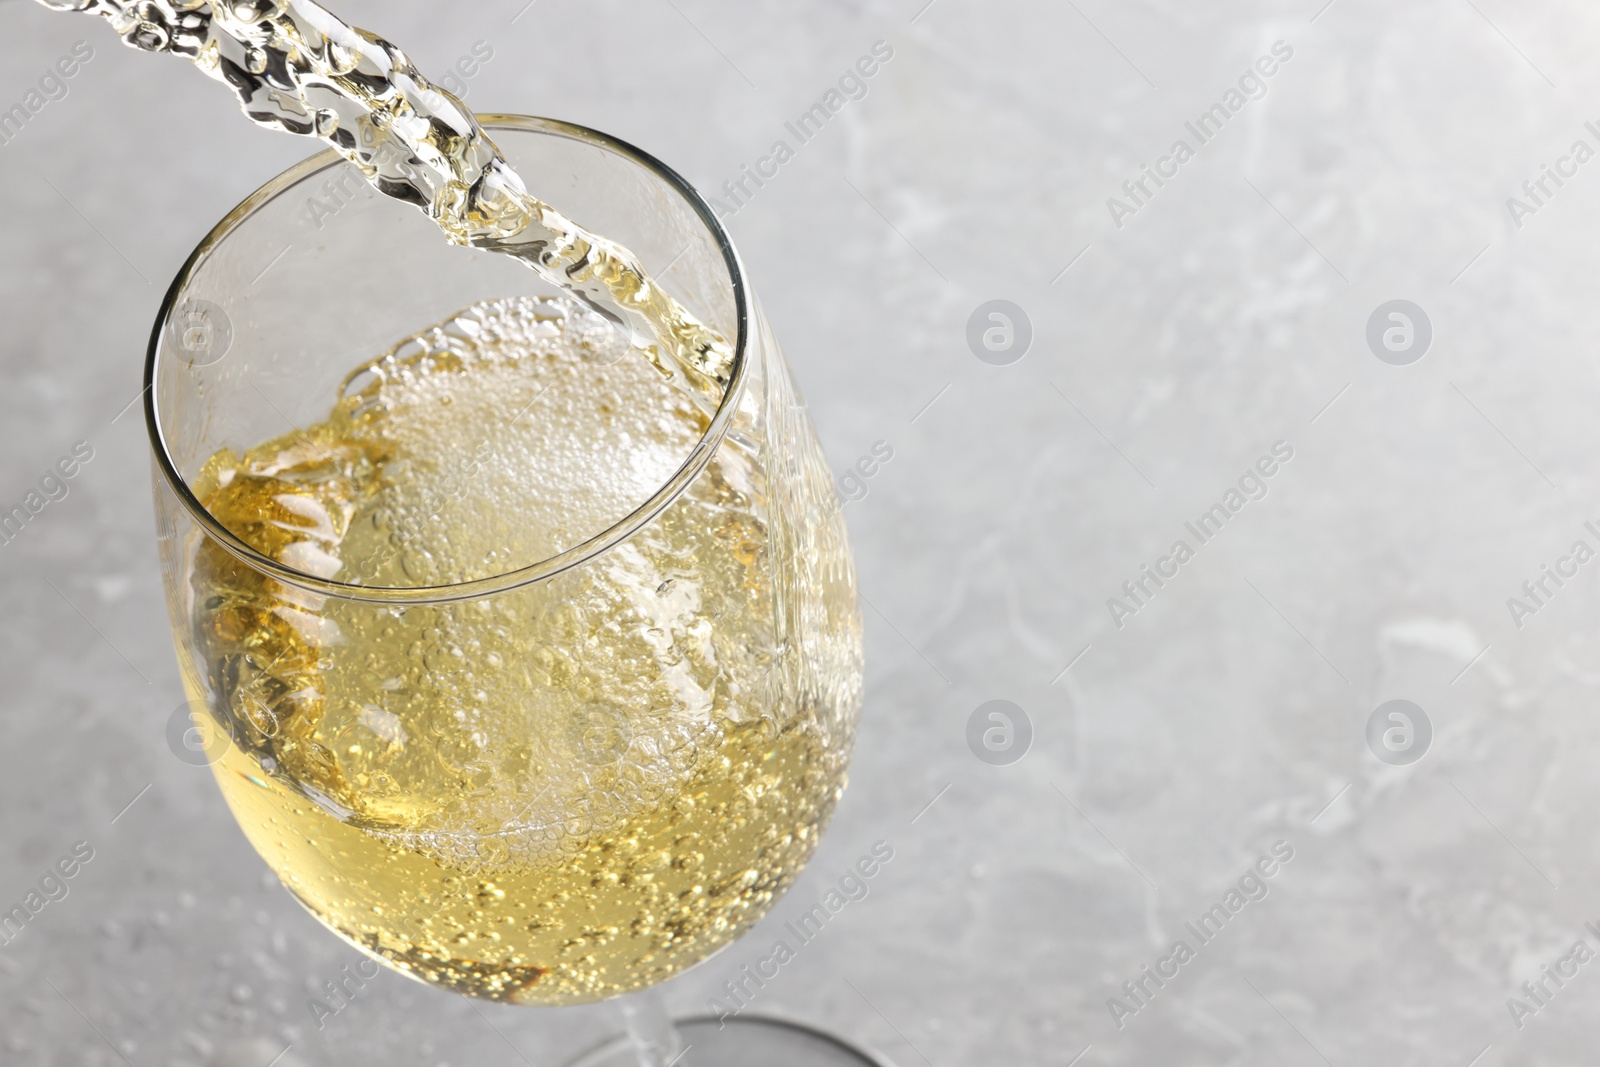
[3,1,1597,1064]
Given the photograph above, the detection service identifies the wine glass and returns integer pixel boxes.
[147,115,880,1065]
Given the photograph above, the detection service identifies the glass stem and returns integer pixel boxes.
[618,988,685,1067]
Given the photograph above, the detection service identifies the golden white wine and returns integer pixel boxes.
[181,297,862,1003]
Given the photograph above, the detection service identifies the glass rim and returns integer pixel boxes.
[144,114,751,606]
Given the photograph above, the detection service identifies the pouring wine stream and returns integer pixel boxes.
[33,0,733,418]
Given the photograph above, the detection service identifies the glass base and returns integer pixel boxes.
[565,1014,895,1067]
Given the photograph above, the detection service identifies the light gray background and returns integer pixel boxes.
[2,1,1597,1064]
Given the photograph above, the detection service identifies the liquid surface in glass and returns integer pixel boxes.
[181,296,860,1003]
